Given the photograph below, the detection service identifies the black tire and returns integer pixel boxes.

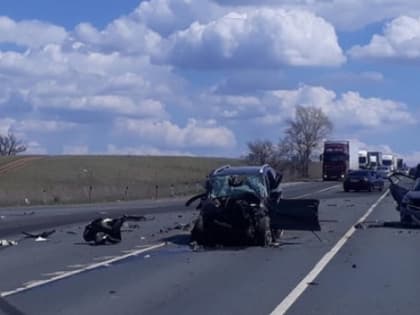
[191,215,206,244]
[344,187,349,192]
[400,212,412,226]
[255,216,272,247]
[368,184,373,192]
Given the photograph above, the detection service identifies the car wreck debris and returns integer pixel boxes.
[0,240,18,247]
[186,165,320,247]
[83,215,145,245]
[22,230,56,239]
[389,172,420,226]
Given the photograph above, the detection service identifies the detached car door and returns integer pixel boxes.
[270,199,321,231]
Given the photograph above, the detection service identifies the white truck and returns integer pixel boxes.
[358,150,368,169]
[382,154,395,172]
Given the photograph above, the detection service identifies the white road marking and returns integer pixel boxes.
[269,189,389,315]
[0,242,166,298]
[292,184,341,199]
[42,271,67,277]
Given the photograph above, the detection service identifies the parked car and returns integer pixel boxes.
[377,166,391,179]
[343,170,384,192]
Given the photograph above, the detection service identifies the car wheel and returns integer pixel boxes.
[400,212,412,226]
[344,187,349,192]
[368,184,373,192]
[255,216,272,247]
[191,214,207,245]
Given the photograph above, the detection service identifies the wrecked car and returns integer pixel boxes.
[186,165,320,246]
[389,172,420,225]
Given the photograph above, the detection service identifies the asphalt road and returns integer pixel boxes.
[1,180,417,315]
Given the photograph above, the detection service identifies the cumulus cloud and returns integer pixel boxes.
[349,16,420,59]
[134,0,223,36]
[212,0,420,31]
[0,16,67,48]
[26,141,47,154]
[157,9,345,68]
[62,145,89,155]
[115,118,236,149]
[106,144,194,156]
[270,85,416,128]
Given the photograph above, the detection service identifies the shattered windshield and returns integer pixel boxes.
[209,174,267,198]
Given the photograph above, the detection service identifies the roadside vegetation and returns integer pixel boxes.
[0,155,242,206]
[245,106,332,178]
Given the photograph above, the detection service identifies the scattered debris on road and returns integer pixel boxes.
[0,240,18,247]
[355,220,420,230]
[307,281,319,286]
[22,230,56,239]
[83,215,152,245]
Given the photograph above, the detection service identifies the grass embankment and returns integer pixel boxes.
[0,156,243,207]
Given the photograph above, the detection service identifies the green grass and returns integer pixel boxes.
[0,155,243,206]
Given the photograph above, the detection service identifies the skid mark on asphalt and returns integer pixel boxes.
[270,189,389,315]
[0,242,166,298]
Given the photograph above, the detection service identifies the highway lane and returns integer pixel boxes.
[0,181,337,238]
[0,181,399,315]
[0,180,338,296]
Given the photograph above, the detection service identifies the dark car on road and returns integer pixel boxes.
[343,170,384,192]
[186,165,320,246]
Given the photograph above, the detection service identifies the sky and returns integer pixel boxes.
[0,0,420,165]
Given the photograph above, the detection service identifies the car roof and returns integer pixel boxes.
[210,165,268,176]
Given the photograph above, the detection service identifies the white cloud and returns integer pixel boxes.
[158,8,345,68]
[269,85,416,128]
[115,118,236,149]
[62,145,89,155]
[74,19,161,55]
[26,141,47,154]
[106,144,194,156]
[134,0,223,36]
[212,0,420,31]
[349,16,420,59]
[0,16,67,48]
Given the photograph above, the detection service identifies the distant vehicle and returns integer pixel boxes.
[367,151,382,169]
[358,150,368,169]
[322,140,350,180]
[397,158,404,171]
[343,170,384,192]
[389,173,420,225]
[382,154,395,171]
[377,166,391,179]
[186,165,320,246]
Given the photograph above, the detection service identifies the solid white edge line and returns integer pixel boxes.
[270,189,389,315]
[0,242,166,298]
[292,184,341,199]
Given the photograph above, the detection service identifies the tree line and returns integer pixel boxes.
[245,106,333,177]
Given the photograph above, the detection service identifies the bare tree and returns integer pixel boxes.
[0,132,27,156]
[280,106,333,177]
[245,140,275,165]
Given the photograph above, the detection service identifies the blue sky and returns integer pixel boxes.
[0,0,419,164]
